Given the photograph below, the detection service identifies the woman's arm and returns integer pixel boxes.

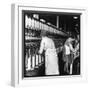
[69,43,75,53]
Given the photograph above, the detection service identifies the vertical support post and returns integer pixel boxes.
[70,63,73,75]
[56,16,59,28]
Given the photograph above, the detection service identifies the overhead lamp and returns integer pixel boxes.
[73,16,78,19]
[40,19,46,23]
[33,14,39,19]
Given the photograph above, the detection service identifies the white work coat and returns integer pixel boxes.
[39,37,59,75]
[64,43,75,55]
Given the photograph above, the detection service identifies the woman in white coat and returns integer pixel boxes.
[39,31,59,75]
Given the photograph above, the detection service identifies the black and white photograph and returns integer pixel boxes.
[22,10,80,77]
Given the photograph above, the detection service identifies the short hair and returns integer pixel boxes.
[40,30,48,37]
